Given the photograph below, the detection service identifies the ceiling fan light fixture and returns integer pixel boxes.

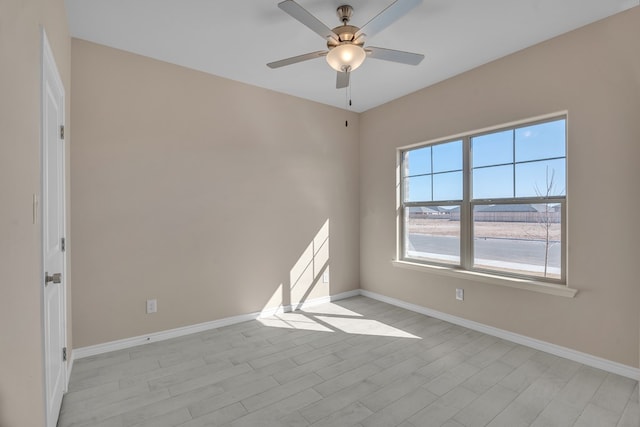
[326,44,366,72]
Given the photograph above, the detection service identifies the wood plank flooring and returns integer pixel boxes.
[58,296,639,427]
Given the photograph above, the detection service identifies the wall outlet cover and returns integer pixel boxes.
[146,299,157,314]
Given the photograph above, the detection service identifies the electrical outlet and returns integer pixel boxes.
[455,288,464,301]
[322,271,330,283]
[146,299,157,314]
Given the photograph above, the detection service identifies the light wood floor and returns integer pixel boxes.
[59,296,639,427]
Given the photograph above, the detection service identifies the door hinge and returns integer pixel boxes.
[62,347,67,362]
[60,125,64,140]
[61,237,66,252]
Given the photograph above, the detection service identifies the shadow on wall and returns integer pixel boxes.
[263,219,330,314]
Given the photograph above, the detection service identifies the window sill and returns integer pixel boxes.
[391,260,577,298]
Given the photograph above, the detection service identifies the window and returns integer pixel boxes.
[403,140,463,265]
[399,116,566,283]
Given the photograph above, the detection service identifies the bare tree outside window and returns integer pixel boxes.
[534,167,562,277]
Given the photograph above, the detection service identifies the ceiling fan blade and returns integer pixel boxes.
[267,50,328,69]
[366,46,424,65]
[355,0,421,40]
[278,0,338,42]
[336,70,350,89]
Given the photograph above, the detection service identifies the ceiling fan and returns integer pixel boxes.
[267,0,425,89]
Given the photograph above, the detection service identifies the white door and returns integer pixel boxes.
[42,30,67,427]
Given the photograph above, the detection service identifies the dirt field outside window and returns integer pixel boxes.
[407,218,561,241]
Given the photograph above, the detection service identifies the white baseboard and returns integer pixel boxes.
[73,290,360,360]
[360,289,640,381]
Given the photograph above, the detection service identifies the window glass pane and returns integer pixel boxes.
[433,171,462,201]
[473,204,561,279]
[515,119,566,162]
[405,146,431,176]
[471,130,513,167]
[515,159,566,198]
[404,175,431,202]
[404,206,460,265]
[433,140,462,173]
[472,165,513,199]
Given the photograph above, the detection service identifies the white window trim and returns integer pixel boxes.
[396,111,574,296]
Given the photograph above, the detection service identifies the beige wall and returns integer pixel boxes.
[70,39,360,347]
[0,0,71,425]
[360,7,640,368]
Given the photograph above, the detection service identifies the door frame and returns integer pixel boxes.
[41,27,68,427]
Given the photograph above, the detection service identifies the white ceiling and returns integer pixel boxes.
[65,0,638,112]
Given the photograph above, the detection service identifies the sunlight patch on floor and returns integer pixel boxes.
[301,304,363,317]
[258,307,421,339]
[258,313,333,332]
[316,316,421,339]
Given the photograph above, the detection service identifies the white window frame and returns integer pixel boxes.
[397,112,569,290]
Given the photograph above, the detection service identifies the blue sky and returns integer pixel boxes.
[405,119,566,202]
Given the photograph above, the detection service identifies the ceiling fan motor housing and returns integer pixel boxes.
[328,25,363,47]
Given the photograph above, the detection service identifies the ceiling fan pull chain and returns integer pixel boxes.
[344,85,349,127]
[345,80,353,127]
[345,85,349,109]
